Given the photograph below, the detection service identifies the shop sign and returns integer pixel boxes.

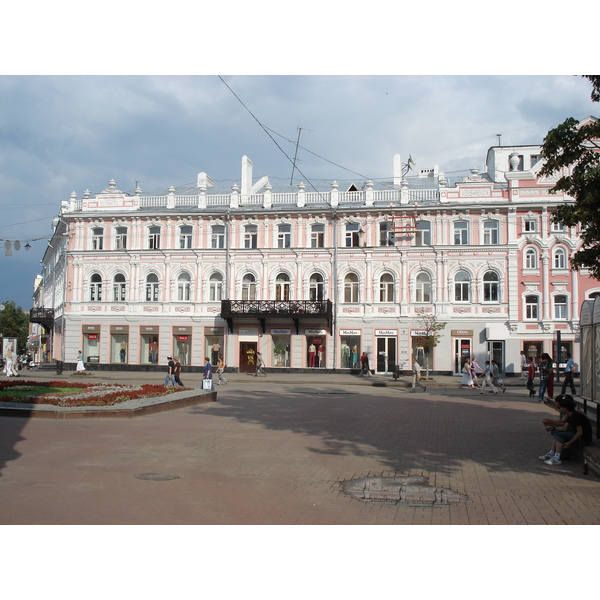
[305,329,327,335]
[83,325,100,333]
[340,329,360,336]
[411,330,429,337]
[174,326,192,334]
[312,337,323,344]
[87,334,98,340]
[271,328,291,335]
[141,326,159,333]
[451,330,473,336]
[177,335,189,341]
[110,325,129,333]
[375,329,397,336]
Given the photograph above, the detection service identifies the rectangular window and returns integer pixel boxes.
[554,295,567,319]
[525,296,538,319]
[345,224,361,247]
[414,222,431,247]
[244,225,258,249]
[115,227,127,250]
[379,222,394,246]
[550,221,567,233]
[278,224,291,248]
[311,224,325,248]
[483,221,499,245]
[92,228,104,250]
[524,220,536,232]
[453,222,468,245]
[179,225,193,249]
[148,226,161,249]
[211,225,225,249]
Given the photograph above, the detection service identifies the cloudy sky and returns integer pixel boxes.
[1,5,598,310]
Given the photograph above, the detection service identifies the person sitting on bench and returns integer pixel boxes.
[539,395,592,465]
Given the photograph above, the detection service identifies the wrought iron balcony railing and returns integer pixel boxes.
[221,300,332,333]
[29,308,55,329]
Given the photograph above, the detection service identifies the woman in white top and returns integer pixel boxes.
[460,358,475,388]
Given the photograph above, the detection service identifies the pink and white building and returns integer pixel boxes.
[32,125,600,375]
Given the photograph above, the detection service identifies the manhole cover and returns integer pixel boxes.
[341,476,467,507]
[134,473,180,481]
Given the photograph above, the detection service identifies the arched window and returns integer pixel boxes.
[177,272,191,302]
[525,248,538,269]
[554,247,567,269]
[554,295,568,319]
[146,273,159,302]
[379,273,394,302]
[414,221,431,247]
[89,273,103,302]
[416,272,431,303]
[483,271,499,302]
[275,272,290,301]
[453,221,469,245]
[454,271,470,302]
[112,273,126,302]
[483,220,499,245]
[344,273,359,303]
[209,273,223,302]
[309,273,325,301]
[242,274,256,300]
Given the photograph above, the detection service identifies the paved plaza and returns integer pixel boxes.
[0,370,599,525]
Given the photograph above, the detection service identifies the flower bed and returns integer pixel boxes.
[0,380,191,407]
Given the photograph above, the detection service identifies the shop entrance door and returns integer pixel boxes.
[454,338,472,375]
[239,342,258,374]
[376,337,396,373]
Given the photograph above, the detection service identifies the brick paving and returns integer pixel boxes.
[0,370,599,524]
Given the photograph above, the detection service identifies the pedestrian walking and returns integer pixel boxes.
[216,355,228,385]
[255,352,266,377]
[173,357,184,386]
[202,356,214,389]
[491,360,506,392]
[411,357,427,392]
[164,356,175,386]
[460,358,475,388]
[526,356,536,397]
[480,361,498,395]
[360,352,373,377]
[519,350,527,380]
[560,353,576,395]
[538,353,552,403]
[470,357,482,387]
[76,351,86,373]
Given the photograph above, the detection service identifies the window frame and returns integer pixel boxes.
[148,226,161,250]
[525,295,539,320]
[145,273,160,302]
[92,227,104,250]
[379,273,394,302]
[453,221,469,245]
[483,271,500,302]
[483,220,499,245]
[112,273,126,302]
[343,272,359,303]
[415,272,431,303]
[179,225,193,250]
[454,270,470,302]
[89,273,103,301]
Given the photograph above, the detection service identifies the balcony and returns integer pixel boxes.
[221,299,332,334]
[30,308,55,330]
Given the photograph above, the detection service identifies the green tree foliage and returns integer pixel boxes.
[0,301,30,353]
[540,75,600,279]
[414,307,446,376]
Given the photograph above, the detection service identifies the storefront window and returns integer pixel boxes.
[174,334,191,365]
[111,333,129,363]
[82,331,100,363]
[206,330,224,366]
[141,333,159,364]
[306,332,327,368]
[271,330,291,367]
[340,334,360,369]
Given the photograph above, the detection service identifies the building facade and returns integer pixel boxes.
[31,133,600,375]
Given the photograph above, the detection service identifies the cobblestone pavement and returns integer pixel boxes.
[0,371,598,525]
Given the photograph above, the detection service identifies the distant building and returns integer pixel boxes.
[32,124,600,374]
